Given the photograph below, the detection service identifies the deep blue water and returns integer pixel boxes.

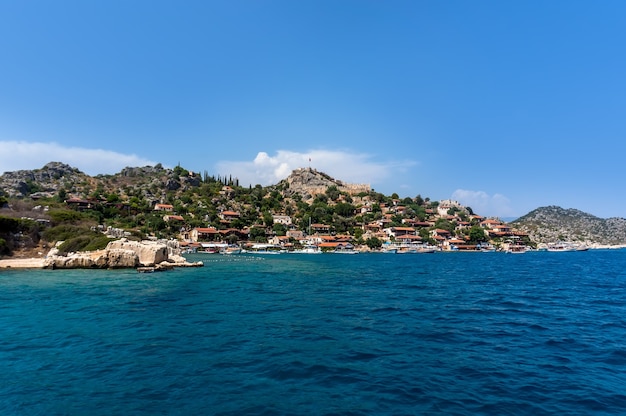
[1,250,626,415]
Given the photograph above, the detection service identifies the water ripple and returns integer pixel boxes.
[1,250,626,414]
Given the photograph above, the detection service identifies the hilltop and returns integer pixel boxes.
[278,167,371,201]
[0,162,92,199]
[511,206,626,245]
[0,162,200,203]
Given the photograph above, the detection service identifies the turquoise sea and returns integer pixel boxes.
[1,250,626,415]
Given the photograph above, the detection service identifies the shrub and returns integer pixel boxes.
[0,216,20,233]
[43,225,86,243]
[83,235,114,251]
[48,209,84,224]
[57,233,112,253]
[0,237,8,255]
[365,237,382,249]
[57,235,93,253]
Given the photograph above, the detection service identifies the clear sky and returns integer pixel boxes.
[1,1,625,219]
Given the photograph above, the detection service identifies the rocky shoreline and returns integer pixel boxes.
[0,238,203,270]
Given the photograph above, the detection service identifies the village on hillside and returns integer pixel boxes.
[168,193,528,254]
[141,167,532,254]
[3,164,597,257]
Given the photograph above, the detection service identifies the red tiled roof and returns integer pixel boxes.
[319,242,352,248]
[392,227,416,231]
[195,227,218,233]
[397,235,422,240]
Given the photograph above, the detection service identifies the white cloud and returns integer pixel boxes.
[451,189,515,218]
[0,141,158,175]
[216,149,416,188]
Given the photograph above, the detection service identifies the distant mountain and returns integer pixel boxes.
[511,206,626,245]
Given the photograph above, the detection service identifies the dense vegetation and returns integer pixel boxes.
[0,215,42,255]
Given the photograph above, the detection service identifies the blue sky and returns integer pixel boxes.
[1,1,625,219]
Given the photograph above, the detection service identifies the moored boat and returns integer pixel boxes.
[477,243,496,252]
[198,243,228,254]
[220,245,242,255]
[503,237,527,253]
[243,244,284,254]
[391,243,438,254]
[505,243,527,253]
[292,245,322,254]
[381,247,398,254]
[547,242,578,252]
[332,248,359,254]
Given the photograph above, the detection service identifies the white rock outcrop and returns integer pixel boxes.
[106,239,168,266]
[44,239,203,269]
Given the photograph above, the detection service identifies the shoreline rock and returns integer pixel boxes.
[0,238,204,270]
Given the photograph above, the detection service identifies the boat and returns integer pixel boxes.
[506,245,527,253]
[416,246,437,253]
[137,265,171,272]
[547,242,577,252]
[396,243,437,254]
[477,243,496,252]
[198,243,228,254]
[503,237,527,253]
[220,245,242,255]
[380,243,398,254]
[332,248,359,254]
[292,244,322,254]
[243,244,284,254]
[329,243,358,254]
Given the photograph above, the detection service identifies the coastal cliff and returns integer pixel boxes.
[43,239,202,270]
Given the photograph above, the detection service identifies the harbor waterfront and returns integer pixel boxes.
[1,250,626,415]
